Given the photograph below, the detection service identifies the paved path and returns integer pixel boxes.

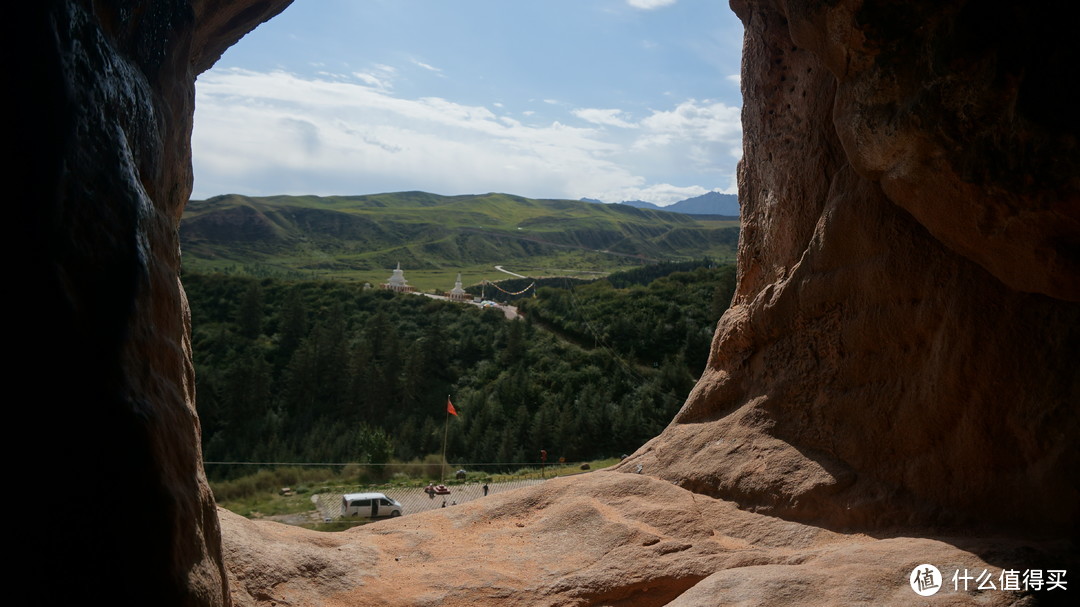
[422,291,519,320]
[493,265,527,278]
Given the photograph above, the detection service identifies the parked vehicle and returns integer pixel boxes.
[341,492,403,518]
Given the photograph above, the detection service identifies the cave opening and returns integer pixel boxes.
[180,0,748,487]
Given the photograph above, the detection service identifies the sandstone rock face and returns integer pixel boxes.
[621,0,1079,538]
[16,1,291,604]
[220,473,1074,606]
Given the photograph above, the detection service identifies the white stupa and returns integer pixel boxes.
[448,273,469,301]
[381,262,415,292]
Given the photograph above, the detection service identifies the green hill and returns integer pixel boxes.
[180,192,739,289]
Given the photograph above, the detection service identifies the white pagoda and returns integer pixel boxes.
[380,262,415,293]
[447,273,469,302]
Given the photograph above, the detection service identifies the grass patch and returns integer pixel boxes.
[487,458,621,483]
[212,457,620,521]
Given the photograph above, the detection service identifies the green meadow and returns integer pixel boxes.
[181,191,739,288]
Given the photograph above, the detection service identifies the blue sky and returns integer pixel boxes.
[191,0,744,205]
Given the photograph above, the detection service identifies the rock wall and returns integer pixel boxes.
[14,1,291,605]
[622,0,1079,537]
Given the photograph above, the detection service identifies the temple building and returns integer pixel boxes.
[447,273,470,302]
[380,262,415,293]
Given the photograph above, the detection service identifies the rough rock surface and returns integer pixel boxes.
[15,1,291,605]
[18,0,1077,605]
[220,473,1075,606]
[620,0,1079,537]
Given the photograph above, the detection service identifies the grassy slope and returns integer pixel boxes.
[181,192,739,290]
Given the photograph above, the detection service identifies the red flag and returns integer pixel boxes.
[447,399,458,416]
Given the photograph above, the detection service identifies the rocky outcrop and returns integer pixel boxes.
[220,473,1074,606]
[15,1,291,605]
[620,0,1079,538]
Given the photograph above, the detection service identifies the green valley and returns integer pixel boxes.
[181,191,739,491]
[181,192,740,290]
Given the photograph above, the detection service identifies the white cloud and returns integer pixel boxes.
[627,0,678,9]
[572,108,637,129]
[591,183,710,206]
[194,69,628,199]
[411,59,442,73]
[191,68,740,205]
[633,99,742,163]
[352,72,391,90]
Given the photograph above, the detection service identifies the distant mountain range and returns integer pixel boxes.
[582,192,740,216]
[180,191,740,285]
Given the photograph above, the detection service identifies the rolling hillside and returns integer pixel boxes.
[180,192,739,288]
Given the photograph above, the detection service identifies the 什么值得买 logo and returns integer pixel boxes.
[910,564,942,596]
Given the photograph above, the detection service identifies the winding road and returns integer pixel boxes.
[493,265,526,278]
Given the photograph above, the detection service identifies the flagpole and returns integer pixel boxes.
[441,394,450,483]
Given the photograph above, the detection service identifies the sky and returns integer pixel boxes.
[191,0,744,206]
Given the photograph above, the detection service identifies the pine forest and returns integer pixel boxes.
[187,261,736,479]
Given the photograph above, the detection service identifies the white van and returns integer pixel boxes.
[341,492,403,518]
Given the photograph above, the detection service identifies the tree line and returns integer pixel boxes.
[185,261,735,479]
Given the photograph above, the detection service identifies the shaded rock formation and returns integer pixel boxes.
[14,1,291,605]
[621,0,1079,538]
[16,0,1077,605]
